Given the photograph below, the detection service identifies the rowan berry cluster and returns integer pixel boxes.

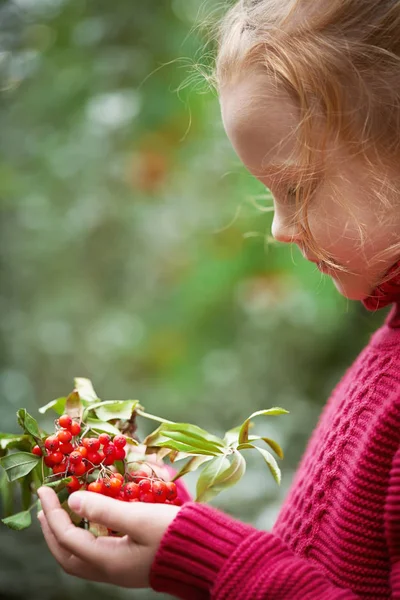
[31,414,181,505]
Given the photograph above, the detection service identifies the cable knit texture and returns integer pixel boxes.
[150,302,400,599]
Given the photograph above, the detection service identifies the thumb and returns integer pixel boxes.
[68,491,181,543]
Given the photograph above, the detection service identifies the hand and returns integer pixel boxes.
[37,486,181,588]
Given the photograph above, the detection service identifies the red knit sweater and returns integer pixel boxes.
[150,299,400,599]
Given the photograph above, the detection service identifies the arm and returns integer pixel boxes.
[385,444,400,598]
[150,503,366,600]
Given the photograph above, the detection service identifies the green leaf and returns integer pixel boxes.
[66,390,83,421]
[196,451,246,502]
[38,397,66,415]
[171,455,213,481]
[21,475,32,511]
[2,510,32,531]
[247,436,284,459]
[92,400,139,422]
[85,418,120,436]
[74,378,99,403]
[16,410,44,450]
[161,422,226,448]
[0,452,40,482]
[237,443,281,485]
[0,470,14,516]
[156,440,216,455]
[57,487,70,504]
[44,477,71,491]
[161,431,223,455]
[223,425,242,446]
[0,434,31,453]
[238,408,289,445]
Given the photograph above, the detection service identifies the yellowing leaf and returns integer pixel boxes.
[74,378,99,403]
[93,400,139,422]
[237,443,281,485]
[238,408,289,445]
[65,390,83,422]
[247,435,284,459]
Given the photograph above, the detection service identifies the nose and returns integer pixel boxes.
[271,213,303,244]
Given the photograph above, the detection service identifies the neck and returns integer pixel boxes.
[362,259,400,311]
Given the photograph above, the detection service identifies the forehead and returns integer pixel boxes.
[219,71,301,178]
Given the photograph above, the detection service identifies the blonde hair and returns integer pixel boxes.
[212,0,400,277]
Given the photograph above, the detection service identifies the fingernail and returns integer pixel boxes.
[68,492,83,513]
[37,510,43,521]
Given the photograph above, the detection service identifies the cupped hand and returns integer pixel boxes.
[37,486,181,588]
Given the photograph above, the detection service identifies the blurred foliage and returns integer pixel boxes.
[0,0,389,598]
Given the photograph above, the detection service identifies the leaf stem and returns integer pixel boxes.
[135,409,174,424]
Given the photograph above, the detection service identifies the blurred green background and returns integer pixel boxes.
[0,0,388,599]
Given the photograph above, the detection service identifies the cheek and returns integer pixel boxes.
[306,188,366,264]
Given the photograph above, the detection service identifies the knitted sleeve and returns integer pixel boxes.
[150,503,368,600]
[385,444,400,597]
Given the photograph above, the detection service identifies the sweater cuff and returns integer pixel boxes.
[149,502,257,599]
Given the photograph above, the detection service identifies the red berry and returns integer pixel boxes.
[44,455,55,467]
[59,442,74,455]
[172,497,183,506]
[57,429,72,443]
[114,448,126,461]
[140,491,155,503]
[98,433,111,446]
[82,437,100,451]
[45,435,59,452]
[104,443,116,456]
[49,451,63,464]
[69,451,83,465]
[70,461,86,476]
[113,435,127,449]
[67,475,81,493]
[139,479,152,493]
[113,473,124,483]
[76,446,88,459]
[88,481,103,494]
[165,481,177,501]
[133,469,150,483]
[87,451,102,465]
[123,482,140,500]
[70,421,81,436]
[109,477,122,496]
[152,480,168,503]
[103,455,115,466]
[53,463,67,475]
[32,445,43,457]
[59,414,73,430]
[101,479,113,496]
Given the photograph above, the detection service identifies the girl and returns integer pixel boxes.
[37,0,400,598]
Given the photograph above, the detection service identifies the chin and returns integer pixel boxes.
[331,273,373,301]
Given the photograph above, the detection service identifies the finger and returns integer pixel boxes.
[38,486,115,565]
[68,491,181,545]
[37,511,105,582]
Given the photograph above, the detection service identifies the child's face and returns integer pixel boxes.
[220,71,400,301]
